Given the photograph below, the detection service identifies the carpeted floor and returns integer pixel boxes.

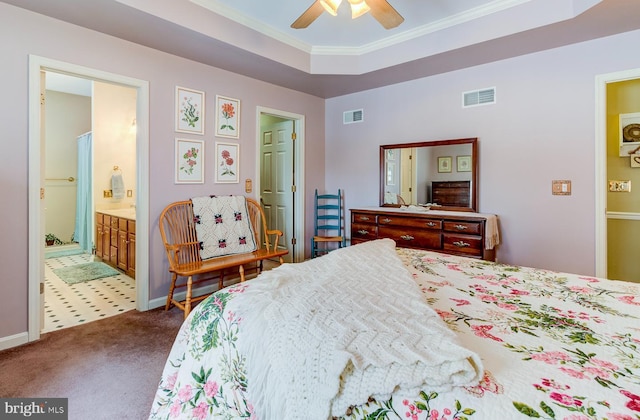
[0,307,184,420]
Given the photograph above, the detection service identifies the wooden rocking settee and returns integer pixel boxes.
[159,197,288,318]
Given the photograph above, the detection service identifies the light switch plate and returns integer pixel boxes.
[609,180,631,192]
[552,180,571,195]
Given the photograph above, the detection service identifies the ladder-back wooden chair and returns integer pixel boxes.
[311,189,345,258]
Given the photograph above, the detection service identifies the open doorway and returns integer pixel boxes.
[595,67,640,282]
[41,72,138,332]
[257,107,305,263]
[28,55,150,342]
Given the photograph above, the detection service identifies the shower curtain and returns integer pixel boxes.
[74,132,93,253]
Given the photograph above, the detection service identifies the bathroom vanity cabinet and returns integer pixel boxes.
[96,211,136,278]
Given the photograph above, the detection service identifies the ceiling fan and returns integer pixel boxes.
[291,0,404,30]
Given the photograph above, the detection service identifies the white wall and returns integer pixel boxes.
[0,3,325,341]
[325,29,640,276]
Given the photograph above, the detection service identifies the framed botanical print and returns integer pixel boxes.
[175,138,204,184]
[175,86,204,135]
[457,155,472,172]
[215,95,240,139]
[438,156,452,173]
[214,142,239,183]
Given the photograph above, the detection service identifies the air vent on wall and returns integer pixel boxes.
[343,109,364,124]
[462,87,496,108]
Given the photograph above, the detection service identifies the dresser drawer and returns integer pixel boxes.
[379,226,442,250]
[378,215,442,230]
[443,233,483,257]
[352,213,376,224]
[443,220,482,235]
[351,223,378,241]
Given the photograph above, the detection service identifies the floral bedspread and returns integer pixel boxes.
[149,248,640,420]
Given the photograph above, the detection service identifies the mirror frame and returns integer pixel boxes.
[379,138,478,212]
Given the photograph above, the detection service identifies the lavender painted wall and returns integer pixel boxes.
[0,4,325,340]
[325,29,640,276]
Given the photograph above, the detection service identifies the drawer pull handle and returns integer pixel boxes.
[426,222,437,227]
[359,216,370,221]
[454,224,468,231]
[357,229,369,235]
[400,234,415,241]
[453,241,470,247]
[381,218,392,223]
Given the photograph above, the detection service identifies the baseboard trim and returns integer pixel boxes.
[0,331,29,351]
[147,282,236,311]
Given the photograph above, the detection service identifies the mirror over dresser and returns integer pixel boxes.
[352,138,499,261]
[379,138,477,212]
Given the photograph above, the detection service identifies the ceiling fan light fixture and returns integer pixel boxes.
[348,0,370,19]
[320,0,342,16]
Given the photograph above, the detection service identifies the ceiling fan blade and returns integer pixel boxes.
[291,1,325,29]
[366,0,404,29]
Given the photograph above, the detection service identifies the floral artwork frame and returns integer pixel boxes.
[215,142,239,183]
[215,95,240,139]
[175,138,204,184]
[457,155,472,172]
[176,86,204,135]
[438,156,452,173]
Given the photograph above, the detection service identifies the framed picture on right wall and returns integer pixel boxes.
[214,142,239,183]
[457,155,472,172]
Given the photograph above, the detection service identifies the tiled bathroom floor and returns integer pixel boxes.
[43,251,136,333]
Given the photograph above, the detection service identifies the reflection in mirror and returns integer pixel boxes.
[380,138,477,212]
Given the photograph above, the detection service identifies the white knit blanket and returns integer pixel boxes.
[238,239,483,420]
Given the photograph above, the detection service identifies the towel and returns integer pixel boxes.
[111,173,125,199]
[483,214,500,250]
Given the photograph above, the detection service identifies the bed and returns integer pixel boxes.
[149,239,640,419]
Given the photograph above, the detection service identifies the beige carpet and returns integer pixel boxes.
[0,307,184,420]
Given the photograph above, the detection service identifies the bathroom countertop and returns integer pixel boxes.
[97,208,136,221]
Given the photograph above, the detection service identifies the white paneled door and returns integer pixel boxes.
[260,118,294,262]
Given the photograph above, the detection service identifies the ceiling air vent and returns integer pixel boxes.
[462,87,496,108]
[343,109,364,124]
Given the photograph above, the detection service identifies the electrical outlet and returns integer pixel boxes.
[609,180,631,192]
[103,190,113,198]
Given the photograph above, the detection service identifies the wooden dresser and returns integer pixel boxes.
[350,208,496,261]
[431,181,471,207]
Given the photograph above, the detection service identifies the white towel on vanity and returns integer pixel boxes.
[111,173,125,199]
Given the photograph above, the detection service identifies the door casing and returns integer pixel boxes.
[594,67,640,278]
[256,107,305,263]
[28,55,150,342]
